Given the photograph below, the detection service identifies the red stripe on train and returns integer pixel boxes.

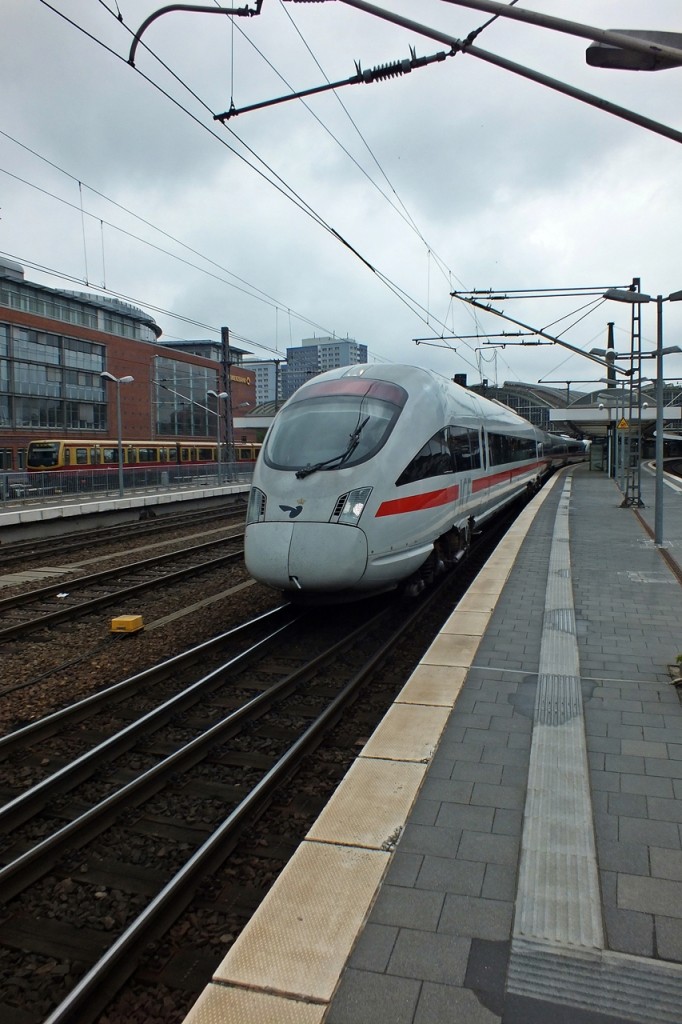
[375,461,543,517]
[472,461,543,492]
[375,483,460,517]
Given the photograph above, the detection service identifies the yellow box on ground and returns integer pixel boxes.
[110,614,144,633]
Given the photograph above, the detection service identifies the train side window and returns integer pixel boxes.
[468,429,482,469]
[487,433,511,466]
[102,448,117,464]
[396,428,453,486]
[197,447,213,461]
[487,432,536,465]
[75,447,88,465]
[448,425,472,472]
[138,447,157,462]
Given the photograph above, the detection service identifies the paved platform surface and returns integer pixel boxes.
[184,462,682,1024]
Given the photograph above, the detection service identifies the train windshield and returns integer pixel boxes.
[27,442,60,467]
[264,378,407,473]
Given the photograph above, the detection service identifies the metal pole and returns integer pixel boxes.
[655,295,664,546]
[115,381,124,498]
[216,399,223,486]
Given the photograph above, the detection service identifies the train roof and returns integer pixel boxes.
[323,363,536,432]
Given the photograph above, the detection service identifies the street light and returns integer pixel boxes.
[100,371,134,497]
[207,390,228,485]
[601,289,682,546]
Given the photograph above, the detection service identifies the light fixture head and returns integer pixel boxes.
[603,288,652,304]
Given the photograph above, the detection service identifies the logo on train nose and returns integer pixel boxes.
[280,504,303,519]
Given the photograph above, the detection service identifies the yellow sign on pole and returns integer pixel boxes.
[617,418,629,430]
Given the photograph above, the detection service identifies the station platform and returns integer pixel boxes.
[184,461,682,1024]
[0,481,248,538]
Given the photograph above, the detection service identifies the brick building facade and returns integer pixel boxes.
[0,259,256,470]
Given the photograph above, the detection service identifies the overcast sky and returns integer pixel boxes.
[3,0,682,395]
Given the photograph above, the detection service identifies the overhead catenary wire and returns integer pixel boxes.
[32,0,504,345]
[0,157,337,337]
[24,0,624,382]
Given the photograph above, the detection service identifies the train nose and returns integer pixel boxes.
[245,522,368,591]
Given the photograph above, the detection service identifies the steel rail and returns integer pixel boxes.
[0,534,244,612]
[0,611,299,831]
[0,542,245,643]
[0,605,393,900]
[0,603,291,753]
[40,583,443,1024]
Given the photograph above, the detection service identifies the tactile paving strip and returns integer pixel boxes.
[513,476,603,950]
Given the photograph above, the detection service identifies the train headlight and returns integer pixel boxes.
[336,486,372,526]
[246,486,267,525]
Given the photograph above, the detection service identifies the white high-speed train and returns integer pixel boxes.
[244,364,584,599]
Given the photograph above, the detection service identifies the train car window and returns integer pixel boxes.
[75,447,88,466]
[197,447,213,461]
[488,432,537,465]
[138,448,158,462]
[102,448,117,464]
[169,447,178,461]
[396,429,453,486]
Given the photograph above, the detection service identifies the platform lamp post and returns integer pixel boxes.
[601,289,682,547]
[207,389,228,485]
[100,371,134,497]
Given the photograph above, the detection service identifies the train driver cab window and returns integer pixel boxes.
[27,442,61,468]
[396,428,453,486]
[265,378,406,473]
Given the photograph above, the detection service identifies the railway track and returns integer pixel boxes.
[0,502,246,570]
[0,535,246,642]
[0,594,433,1024]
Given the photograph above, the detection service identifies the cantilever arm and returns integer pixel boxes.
[128,2,263,67]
